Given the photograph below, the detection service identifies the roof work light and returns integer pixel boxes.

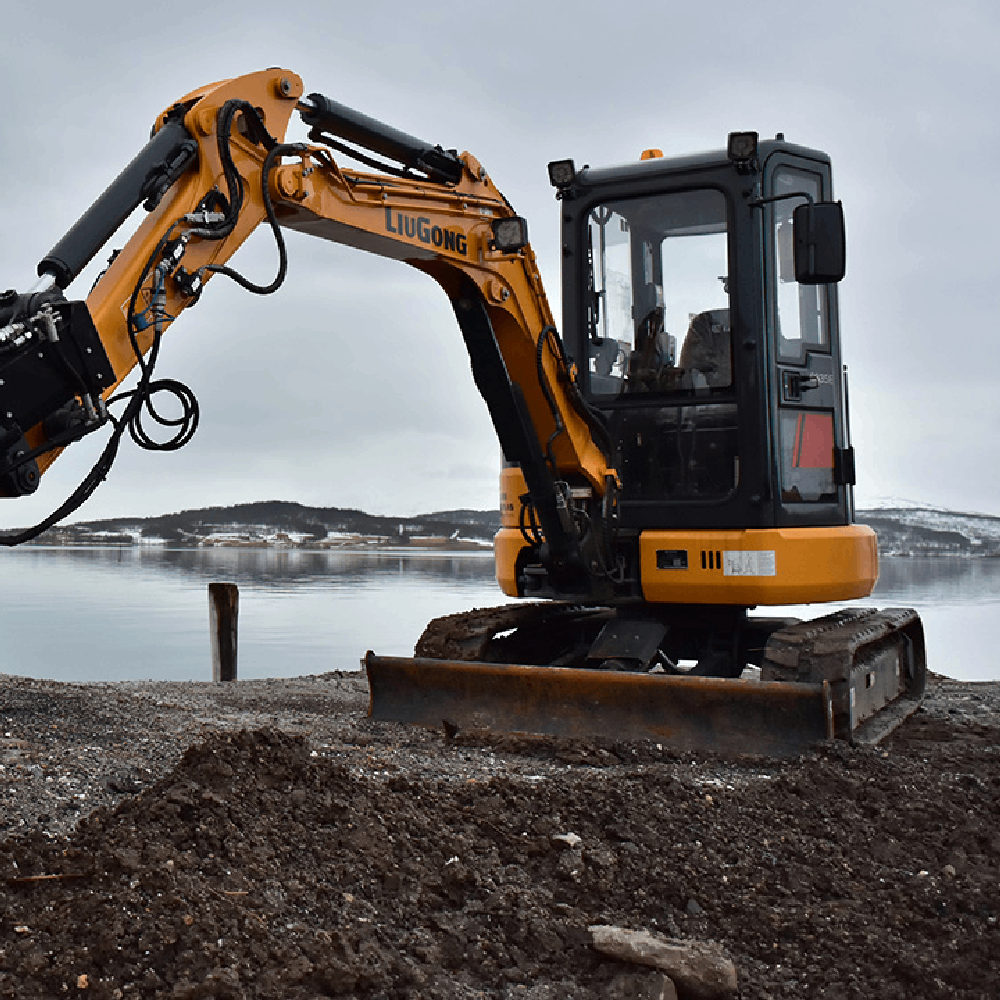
[547,159,576,189]
[727,132,759,174]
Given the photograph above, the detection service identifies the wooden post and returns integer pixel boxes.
[209,582,239,682]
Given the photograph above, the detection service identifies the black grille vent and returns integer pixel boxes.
[701,550,723,571]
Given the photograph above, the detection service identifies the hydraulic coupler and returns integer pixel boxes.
[0,289,113,490]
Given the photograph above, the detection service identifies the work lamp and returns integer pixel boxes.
[727,132,759,173]
[547,159,576,188]
[491,216,529,253]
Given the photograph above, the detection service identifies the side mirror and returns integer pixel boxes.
[793,201,846,284]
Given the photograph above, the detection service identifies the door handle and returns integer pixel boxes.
[781,370,820,400]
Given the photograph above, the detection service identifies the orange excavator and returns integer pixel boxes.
[0,69,924,754]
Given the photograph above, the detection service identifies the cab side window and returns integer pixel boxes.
[773,168,829,360]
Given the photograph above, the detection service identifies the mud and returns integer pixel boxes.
[0,671,997,998]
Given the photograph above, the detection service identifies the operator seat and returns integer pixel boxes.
[678,309,731,388]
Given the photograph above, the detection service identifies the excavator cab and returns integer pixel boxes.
[557,136,852,539]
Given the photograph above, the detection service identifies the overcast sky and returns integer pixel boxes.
[0,0,997,527]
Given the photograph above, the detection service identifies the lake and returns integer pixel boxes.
[0,547,996,682]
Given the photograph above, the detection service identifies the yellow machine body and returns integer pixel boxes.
[498,523,877,604]
[497,466,877,604]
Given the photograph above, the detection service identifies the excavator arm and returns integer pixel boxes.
[0,68,613,590]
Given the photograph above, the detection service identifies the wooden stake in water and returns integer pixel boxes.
[209,582,239,682]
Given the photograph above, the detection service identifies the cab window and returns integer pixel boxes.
[772,167,830,359]
[585,188,731,400]
[583,188,739,503]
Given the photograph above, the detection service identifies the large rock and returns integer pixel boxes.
[590,925,737,1000]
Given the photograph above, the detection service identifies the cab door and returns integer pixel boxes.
[764,157,853,527]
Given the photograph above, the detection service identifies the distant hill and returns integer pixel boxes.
[25,499,1000,556]
[31,501,502,549]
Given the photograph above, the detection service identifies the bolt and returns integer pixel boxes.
[279,77,292,97]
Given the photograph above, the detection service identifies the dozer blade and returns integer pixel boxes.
[365,653,834,757]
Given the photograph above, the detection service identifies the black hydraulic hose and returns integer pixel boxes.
[518,491,543,547]
[0,428,124,546]
[535,327,566,471]
[116,256,199,453]
[535,324,612,462]
[306,132,419,181]
[195,140,296,295]
[215,106,246,238]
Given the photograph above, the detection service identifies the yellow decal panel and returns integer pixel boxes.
[641,526,878,606]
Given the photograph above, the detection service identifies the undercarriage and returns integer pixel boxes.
[366,602,926,756]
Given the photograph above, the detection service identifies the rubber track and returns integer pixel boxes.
[762,607,926,739]
[414,602,605,662]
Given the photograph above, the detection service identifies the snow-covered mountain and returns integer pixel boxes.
[857,504,1000,556]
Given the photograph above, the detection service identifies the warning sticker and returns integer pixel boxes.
[723,550,776,577]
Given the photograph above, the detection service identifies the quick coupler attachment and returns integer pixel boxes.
[0,292,113,440]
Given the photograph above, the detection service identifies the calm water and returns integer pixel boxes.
[0,546,508,683]
[0,548,997,682]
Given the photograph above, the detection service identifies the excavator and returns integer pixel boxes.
[0,69,924,755]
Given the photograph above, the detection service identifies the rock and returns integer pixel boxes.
[552,832,582,848]
[685,899,705,917]
[609,969,679,1000]
[556,848,584,879]
[590,925,737,1000]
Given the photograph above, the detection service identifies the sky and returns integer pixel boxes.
[0,0,998,527]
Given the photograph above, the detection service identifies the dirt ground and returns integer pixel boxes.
[0,669,997,999]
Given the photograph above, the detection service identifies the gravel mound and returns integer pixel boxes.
[0,671,997,998]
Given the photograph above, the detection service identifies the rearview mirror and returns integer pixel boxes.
[793,201,846,284]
